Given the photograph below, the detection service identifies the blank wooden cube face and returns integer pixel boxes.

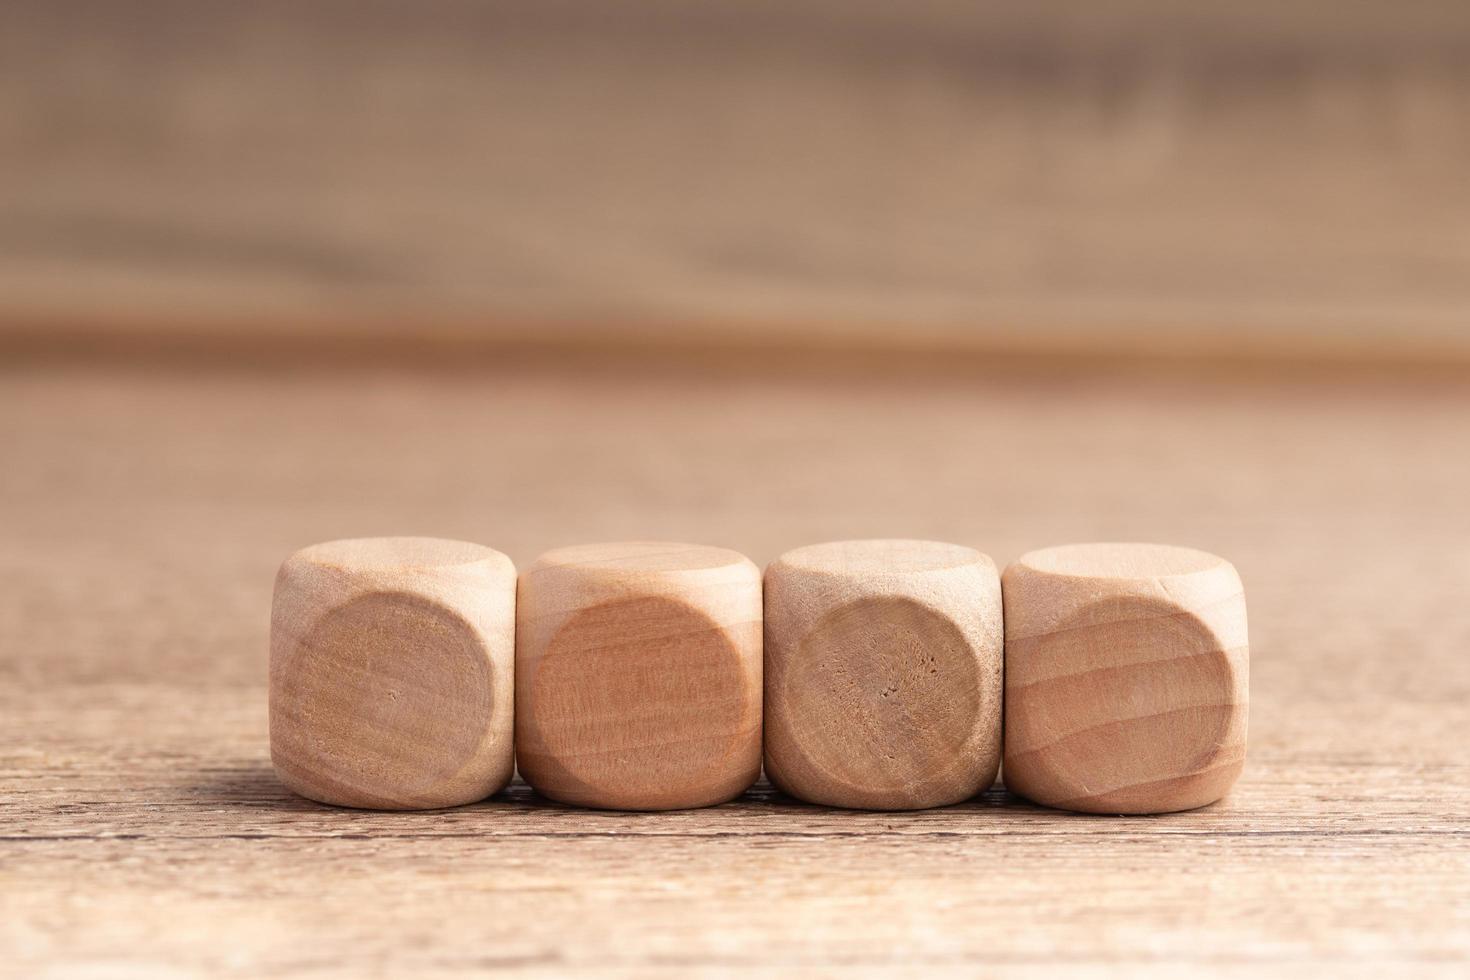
[764,540,1004,810]
[269,537,516,810]
[1003,543,1249,814]
[515,542,763,811]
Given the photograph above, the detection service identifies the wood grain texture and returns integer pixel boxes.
[515,542,763,811]
[1002,543,1248,814]
[3,361,1470,976]
[270,537,516,809]
[4,0,1470,362]
[764,539,1002,810]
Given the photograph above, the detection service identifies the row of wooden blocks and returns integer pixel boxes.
[271,538,1248,815]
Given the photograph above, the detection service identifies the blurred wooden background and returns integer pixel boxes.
[3,0,1469,367]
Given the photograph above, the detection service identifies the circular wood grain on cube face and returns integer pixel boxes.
[527,594,757,810]
[781,595,983,808]
[272,591,493,809]
[1005,594,1243,814]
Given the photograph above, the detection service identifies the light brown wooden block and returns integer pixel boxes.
[515,541,762,811]
[269,536,516,810]
[1002,542,1249,814]
[763,540,1003,810]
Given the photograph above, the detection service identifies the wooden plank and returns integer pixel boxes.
[3,1,1470,357]
[3,361,1469,975]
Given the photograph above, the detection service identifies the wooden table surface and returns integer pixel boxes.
[4,357,1470,977]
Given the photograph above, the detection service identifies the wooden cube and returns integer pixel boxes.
[270,536,516,809]
[515,541,762,810]
[764,539,1003,810]
[1002,542,1249,814]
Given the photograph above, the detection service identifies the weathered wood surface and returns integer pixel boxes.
[3,360,1470,976]
[4,0,1470,361]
